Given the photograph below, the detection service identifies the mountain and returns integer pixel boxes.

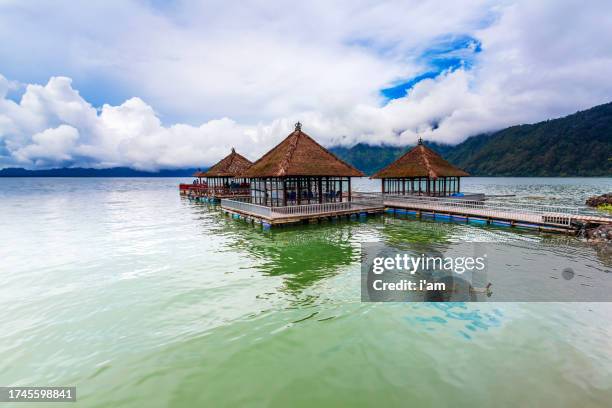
[0,167,201,177]
[330,142,455,176]
[331,102,612,176]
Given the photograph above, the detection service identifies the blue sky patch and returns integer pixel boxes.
[381,35,482,100]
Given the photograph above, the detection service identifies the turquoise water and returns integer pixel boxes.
[1,177,611,407]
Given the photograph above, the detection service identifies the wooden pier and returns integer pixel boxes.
[206,191,612,232]
[380,193,612,232]
[220,196,384,227]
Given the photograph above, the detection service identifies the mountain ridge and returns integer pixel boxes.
[331,102,612,177]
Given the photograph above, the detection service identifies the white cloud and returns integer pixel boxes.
[0,0,612,169]
[0,0,497,123]
[14,125,79,165]
[0,76,260,170]
[0,75,8,99]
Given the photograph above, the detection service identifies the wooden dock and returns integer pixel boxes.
[220,196,384,227]
[380,193,612,232]
[214,191,611,232]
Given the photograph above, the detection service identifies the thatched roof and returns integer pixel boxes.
[242,123,364,178]
[372,139,469,179]
[196,148,253,178]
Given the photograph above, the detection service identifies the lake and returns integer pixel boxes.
[1,177,611,407]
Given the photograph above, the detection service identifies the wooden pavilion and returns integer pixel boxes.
[241,122,364,207]
[372,138,469,196]
[196,148,252,187]
[191,148,252,198]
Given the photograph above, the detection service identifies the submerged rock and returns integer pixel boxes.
[585,193,612,207]
[585,224,612,243]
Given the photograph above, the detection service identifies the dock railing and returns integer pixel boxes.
[220,197,273,218]
[181,185,250,197]
[271,194,383,217]
[211,187,250,196]
[180,184,208,193]
[221,194,384,219]
[271,201,352,216]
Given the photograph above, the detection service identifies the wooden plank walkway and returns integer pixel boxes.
[217,192,611,231]
[382,194,612,230]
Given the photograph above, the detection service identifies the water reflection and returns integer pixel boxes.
[187,198,612,303]
[185,199,360,293]
[247,225,357,292]
[380,216,452,247]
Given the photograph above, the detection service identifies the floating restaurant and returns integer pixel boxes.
[220,122,384,227]
[372,138,470,197]
[180,148,252,200]
[181,125,612,233]
[243,122,363,206]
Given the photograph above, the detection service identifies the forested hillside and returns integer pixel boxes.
[331,102,612,176]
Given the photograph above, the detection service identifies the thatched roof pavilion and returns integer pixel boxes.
[372,138,469,196]
[194,148,253,187]
[242,122,363,206]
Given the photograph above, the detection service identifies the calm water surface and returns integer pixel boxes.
[1,177,612,407]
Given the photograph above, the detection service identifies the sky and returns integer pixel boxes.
[1,0,612,170]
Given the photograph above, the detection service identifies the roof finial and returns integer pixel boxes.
[231,146,236,153]
[295,121,302,132]
[418,137,423,145]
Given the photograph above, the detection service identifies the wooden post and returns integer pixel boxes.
[402,178,405,195]
[318,177,323,203]
[382,179,385,194]
[264,178,269,206]
[297,177,301,205]
[457,177,461,194]
[283,179,287,206]
[348,177,352,202]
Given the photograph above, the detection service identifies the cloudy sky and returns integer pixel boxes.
[1,0,611,170]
